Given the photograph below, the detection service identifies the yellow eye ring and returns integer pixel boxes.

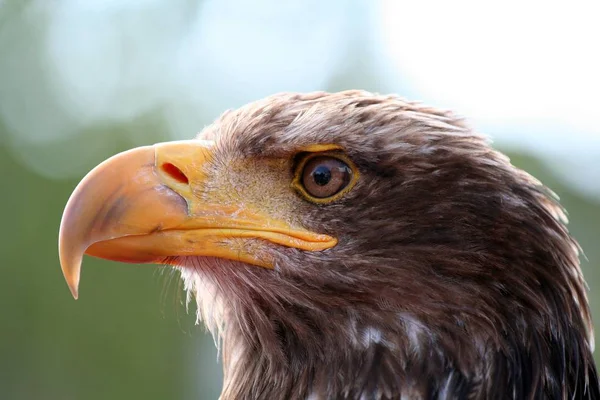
[291,150,360,204]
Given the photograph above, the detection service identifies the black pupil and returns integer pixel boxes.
[312,166,332,186]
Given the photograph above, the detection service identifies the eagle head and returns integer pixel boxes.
[59,91,598,399]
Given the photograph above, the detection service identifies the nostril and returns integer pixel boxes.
[161,163,189,184]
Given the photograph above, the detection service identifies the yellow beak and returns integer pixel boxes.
[58,140,337,299]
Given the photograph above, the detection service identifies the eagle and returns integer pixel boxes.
[59,91,599,399]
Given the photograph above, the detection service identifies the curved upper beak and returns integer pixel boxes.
[58,140,337,299]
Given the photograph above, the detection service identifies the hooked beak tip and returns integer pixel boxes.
[59,246,82,300]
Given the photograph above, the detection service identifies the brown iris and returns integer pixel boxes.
[293,151,358,203]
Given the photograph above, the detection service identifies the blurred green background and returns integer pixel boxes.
[1,1,598,399]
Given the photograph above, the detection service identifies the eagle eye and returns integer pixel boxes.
[292,152,359,203]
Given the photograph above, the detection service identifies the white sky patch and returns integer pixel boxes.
[375,0,600,198]
[376,0,600,138]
